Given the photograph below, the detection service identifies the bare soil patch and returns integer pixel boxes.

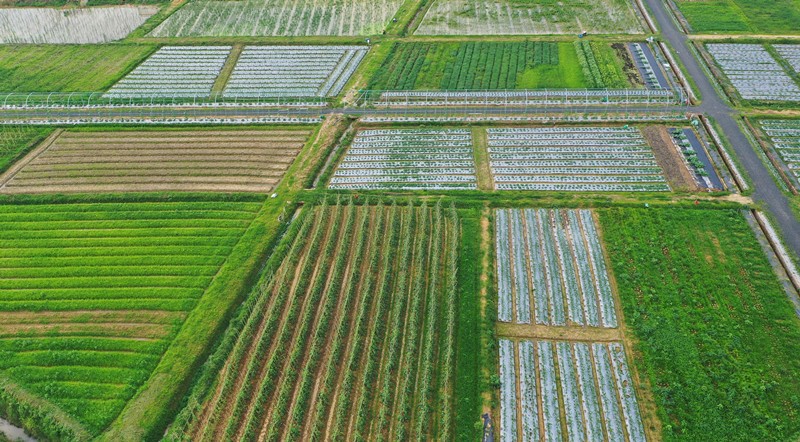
[642,125,699,191]
[2,129,311,194]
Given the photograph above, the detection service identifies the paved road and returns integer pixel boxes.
[644,0,800,257]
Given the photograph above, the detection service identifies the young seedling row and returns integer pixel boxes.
[499,339,646,442]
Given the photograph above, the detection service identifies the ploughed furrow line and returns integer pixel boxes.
[1,128,311,194]
[498,339,647,442]
[0,200,258,434]
[166,201,460,442]
[495,208,618,329]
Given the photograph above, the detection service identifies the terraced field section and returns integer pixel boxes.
[499,339,646,441]
[165,201,459,441]
[0,45,156,92]
[329,129,478,190]
[149,0,403,37]
[496,209,617,327]
[673,0,800,34]
[0,128,311,194]
[369,41,631,90]
[0,5,157,43]
[224,46,368,98]
[488,127,670,192]
[0,199,261,436]
[706,44,800,102]
[415,0,643,35]
[600,208,800,440]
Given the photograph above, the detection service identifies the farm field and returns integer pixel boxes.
[706,43,800,103]
[329,128,478,190]
[0,45,156,92]
[599,208,800,440]
[0,128,311,193]
[0,198,262,435]
[496,209,618,328]
[0,127,50,174]
[368,41,632,91]
[415,0,644,35]
[488,126,671,192]
[498,339,646,441]
[0,5,157,43]
[149,0,403,37]
[105,46,232,99]
[166,200,460,441]
[673,0,800,34]
[754,119,800,187]
[224,46,367,99]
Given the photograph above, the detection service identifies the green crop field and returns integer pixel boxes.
[0,127,50,174]
[165,199,466,441]
[0,45,156,92]
[368,41,631,90]
[674,0,800,34]
[600,208,800,441]
[0,198,261,437]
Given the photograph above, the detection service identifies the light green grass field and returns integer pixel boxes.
[675,0,800,34]
[0,45,155,92]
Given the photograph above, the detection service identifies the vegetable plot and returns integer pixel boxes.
[774,44,800,73]
[330,129,478,190]
[707,44,800,102]
[759,119,800,183]
[498,339,646,442]
[415,0,643,35]
[488,127,670,192]
[0,128,311,194]
[0,6,156,44]
[0,199,261,434]
[149,0,403,37]
[165,201,460,442]
[105,46,232,99]
[224,46,368,98]
[496,209,617,327]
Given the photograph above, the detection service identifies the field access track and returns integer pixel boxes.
[0,200,260,433]
[166,201,459,442]
[0,129,311,194]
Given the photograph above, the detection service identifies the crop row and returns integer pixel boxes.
[331,129,477,190]
[496,209,617,327]
[224,46,367,98]
[707,44,800,102]
[165,201,459,441]
[574,41,627,89]
[149,0,402,37]
[0,200,258,433]
[488,127,668,191]
[0,6,154,44]
[760,119,800,182]
[499,339,646,442]
[105,47,231,99]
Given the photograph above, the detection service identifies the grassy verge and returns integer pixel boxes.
[599,207,800,441]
